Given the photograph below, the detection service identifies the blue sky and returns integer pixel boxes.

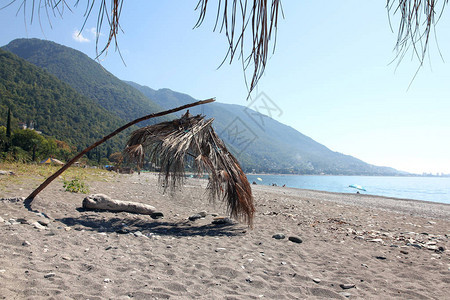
[1,1,450,174]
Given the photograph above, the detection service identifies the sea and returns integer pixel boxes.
[246,175,450,205]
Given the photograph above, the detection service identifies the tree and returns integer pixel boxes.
[6,107,11,138]
[3,1,447,94]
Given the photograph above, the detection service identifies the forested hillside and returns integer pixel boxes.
[0,49,130,154]
[3,38,172,127]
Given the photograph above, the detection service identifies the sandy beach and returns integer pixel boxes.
[1,171,449,299]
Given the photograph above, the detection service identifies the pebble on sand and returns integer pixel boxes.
[340,292,352,298]
[189,214,202,221]
[32,221,46,230]
[288,236,303,244]
[272,233,286,240]
[44,273,56,278]
[339,283,355,289]
[37,219,51,226]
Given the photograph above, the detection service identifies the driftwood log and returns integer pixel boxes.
[82,194,160,217]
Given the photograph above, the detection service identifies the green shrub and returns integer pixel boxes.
[63,177,89,194]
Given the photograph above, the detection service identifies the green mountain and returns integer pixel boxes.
[1,37,404,175]
[127,81,405,175]
[0,48,129,152]
[3,38,171,127]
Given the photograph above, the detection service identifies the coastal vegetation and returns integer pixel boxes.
[0,48,130,165]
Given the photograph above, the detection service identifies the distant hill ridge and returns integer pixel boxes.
[2,38,404,175]
[127,81,404,175]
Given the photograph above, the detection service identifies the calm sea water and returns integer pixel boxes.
[246,175,450,205]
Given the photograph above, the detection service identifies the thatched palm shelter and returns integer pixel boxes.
[124,111,255,226]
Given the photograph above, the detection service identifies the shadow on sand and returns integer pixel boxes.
[56,209,245,238]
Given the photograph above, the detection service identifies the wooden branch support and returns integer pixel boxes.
[25,98,215,206]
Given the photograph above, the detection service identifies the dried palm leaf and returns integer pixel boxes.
[125,111,255,226]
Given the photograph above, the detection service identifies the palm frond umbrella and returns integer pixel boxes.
[123,111,255,226]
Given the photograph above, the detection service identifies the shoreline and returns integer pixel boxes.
[251,184,450,220]
[247,173,450,178]
[247,174,450,206]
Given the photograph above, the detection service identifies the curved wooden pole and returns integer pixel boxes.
[26,98,215,204]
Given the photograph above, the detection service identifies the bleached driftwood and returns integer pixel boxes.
[82,194,157,215]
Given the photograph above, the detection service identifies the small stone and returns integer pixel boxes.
[22,240,31,247]
[212,217,234,225]
[37,219,51,226]
[32,221,46,230]
[245,277,253,283]
[375,256,387,260]
[340,292,352,298]
[272,233,285,240]
[62,256,72,261]
[150,212,164,219]
[189,214,202,221]
[198,211,207,217]
[211,213,219,217]
[133,231,145,237]
[44,273,56,278]
[339,283,355,289]
[312,278,321,283]
[408,243,422,249]
[166,245,173,249]
[104,278,112,283]
[426,245,438,250]
[368,238,384,243]
[215,248,227,252]
[0,216,4,223]
[400,250,408,255]
[0,269,5,273]
[0,170,15,176]
[116,227,130,234]
[64,227,71,231]
[16,218,28,224]
[288,236,303,244]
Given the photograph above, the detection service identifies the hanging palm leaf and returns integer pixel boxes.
[124,111,255,226]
